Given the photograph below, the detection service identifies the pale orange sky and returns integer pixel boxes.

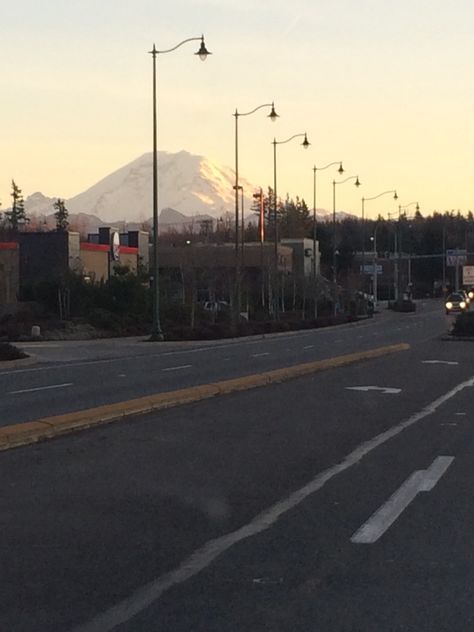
[1,0,474,218]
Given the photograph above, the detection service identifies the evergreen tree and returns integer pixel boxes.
[5,180,28,231]
[279,195,311,238]
[54,198,69,231]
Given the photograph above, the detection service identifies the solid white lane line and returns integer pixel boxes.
[252,352,270,358]
[17,343,61,348]
[161,365,192,372]
[351,456,454,544]
[69,378,473,632]
[9,382,73,395]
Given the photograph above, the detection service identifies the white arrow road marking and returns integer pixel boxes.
[351,456,454,544]
[345,386,402,394]
[9,382,73,395]
[422,360,459,365]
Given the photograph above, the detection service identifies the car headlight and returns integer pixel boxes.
[469,291,474,300]
[460,301,466,309]
[446,302,453,310]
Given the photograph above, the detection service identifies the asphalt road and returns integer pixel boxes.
[2,302,474,631]
[1,300,445,426]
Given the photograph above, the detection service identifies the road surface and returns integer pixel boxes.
[2,300,473,630]
[1,300,444,426]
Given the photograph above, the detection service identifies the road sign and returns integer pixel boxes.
[360,264,383,275]
[446,249,467,267]
[463,265,474,285]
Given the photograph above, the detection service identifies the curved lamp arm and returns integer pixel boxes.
[235,102,278,119]
[150,35,211,57]
[314,161,343,173]
[334,175,360,186]
[274,132,309,146]
[399,201,419,211]
[363,189,398,203]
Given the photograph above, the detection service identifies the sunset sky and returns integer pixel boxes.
[2,0,474,218]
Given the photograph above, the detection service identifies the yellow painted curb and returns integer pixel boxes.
[0,343,409,452]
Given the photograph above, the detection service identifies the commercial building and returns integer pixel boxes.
[0,228,149,295]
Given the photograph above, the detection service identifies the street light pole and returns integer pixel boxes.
[370,224,381,308]
[332,175,361,317]
[233,102,278,320]
[272,132,310,319]
[149,35,211,341]
[360,189,398,292]
[397,201,419,301]
[312,161,344,318]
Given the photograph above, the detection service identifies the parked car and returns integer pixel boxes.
[445,293,468,315]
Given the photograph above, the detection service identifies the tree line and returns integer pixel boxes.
[0,180,69,233]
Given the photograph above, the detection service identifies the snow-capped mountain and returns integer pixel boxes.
[65,151,256,223]
[13,151,354,230]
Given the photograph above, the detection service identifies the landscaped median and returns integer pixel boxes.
[0,342,410,452]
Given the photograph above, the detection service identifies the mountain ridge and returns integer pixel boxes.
[5,150,354,229]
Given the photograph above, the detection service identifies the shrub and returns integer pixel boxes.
[0,343,28,361]
[452,312,474,337]
[87,308,121,332]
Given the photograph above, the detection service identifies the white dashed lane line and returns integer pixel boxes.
[161,365,193,372]
[9,382,73,395]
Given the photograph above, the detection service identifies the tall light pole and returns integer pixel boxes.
[272,132,310,318]
[312,161,344,318]
[232,184,244,260]
[149,35,211,341]
[361,190,398,292]
[234,103,278,253]
[370,223,382,308]
[233,102,278,320]
[332,175,361,316]
[397,201,419,300]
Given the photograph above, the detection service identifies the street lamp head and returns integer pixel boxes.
[394,191,398,200]
[338,162,344,174]
[302,133,310,149]
[355,176,361,187]
[268,102,279,122]
[195,35,211,61]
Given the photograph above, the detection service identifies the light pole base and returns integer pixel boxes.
[149,331,164,342]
